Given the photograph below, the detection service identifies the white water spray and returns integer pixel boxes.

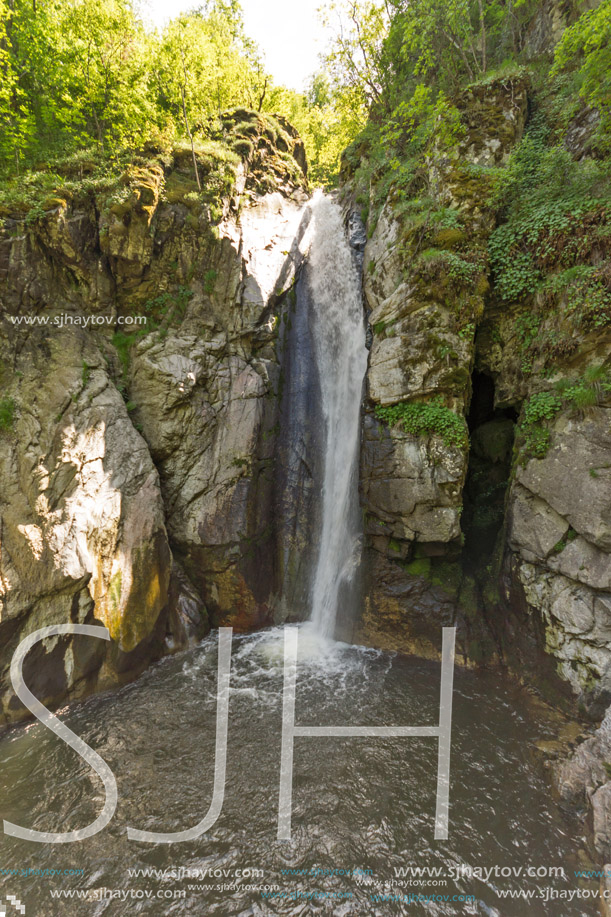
[306,193,368,639]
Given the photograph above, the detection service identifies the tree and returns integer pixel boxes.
[58,0,155,149]
[156,8,261,122]
[0,0,371,186]
[0,0,158,171]
[0,0,49,172]
[552,0,611,144]
[320,0,389,118]
[398,0,487,85]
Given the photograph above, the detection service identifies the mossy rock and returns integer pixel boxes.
[404,557,432,578]
[223,107,259,125]
[443,366,471,391]
[429,561,463,600]
[233,138,254,159]
[231,120,260,139]
[458,575,480,621]
[432,227,466,248]
[475,273,490,296]
[108,198,136,217]
[0,200,30,217]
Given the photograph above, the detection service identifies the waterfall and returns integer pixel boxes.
[306,193,368,639]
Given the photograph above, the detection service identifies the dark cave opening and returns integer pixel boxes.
[462,371,517,572]
[467,371,519,430]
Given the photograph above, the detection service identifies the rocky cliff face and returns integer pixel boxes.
[338,59,611,855]
[0,111,309,723]
[349,77,528,663]
[342,70,611,716]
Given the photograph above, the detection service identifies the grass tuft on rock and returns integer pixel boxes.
[0,397,16,430]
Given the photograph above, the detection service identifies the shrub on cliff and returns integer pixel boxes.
[552,0,611,150]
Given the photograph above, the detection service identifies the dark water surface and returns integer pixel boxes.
[0,626,596,916]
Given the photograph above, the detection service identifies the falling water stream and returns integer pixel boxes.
[306,194,368,639]
[0,196,595,917]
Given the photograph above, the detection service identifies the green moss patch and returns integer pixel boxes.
[404,557,431,578]
[0,397,15,430]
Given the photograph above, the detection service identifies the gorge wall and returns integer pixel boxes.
[0,111,310,723]
[346,71,611,722]
[0,8,610,863]
[339,36,611,860]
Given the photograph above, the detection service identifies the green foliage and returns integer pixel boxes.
[576,275,611,332]
[143,285,194,330]
[516,312,540,350]
[344,89,465,232]
[112,331,133,384]
[232,138,254,158]
[393,0,531,90]
[316,0,388,173]
[552,528,577,555]
[552,0,611,149]
[519,390,568,460]
[332,0,540,216]
[541,264,598,294]
[0,397,15,430]
[520,425,551,460]
[258,75,357,185]
[555,369,611,411]
[489,115,611,316]
[404,557,432,578]
[0,0,339,186]
[0,163,103,216]
[1,0,540,188]
[1,146,160,218]
[518,367,611,461]
[375,397,468,448]
[523,391,563,426]
[383,85,464,169]
[0,0,158,172]
[430,207,464,233]
[511,265,610,377]
[81,360,91,387]
[419,249,480,287]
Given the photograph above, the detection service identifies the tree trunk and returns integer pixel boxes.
[477,0,487,73]
[258,76,268,112]
[181,84,201,191]
[179,48,201,192]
